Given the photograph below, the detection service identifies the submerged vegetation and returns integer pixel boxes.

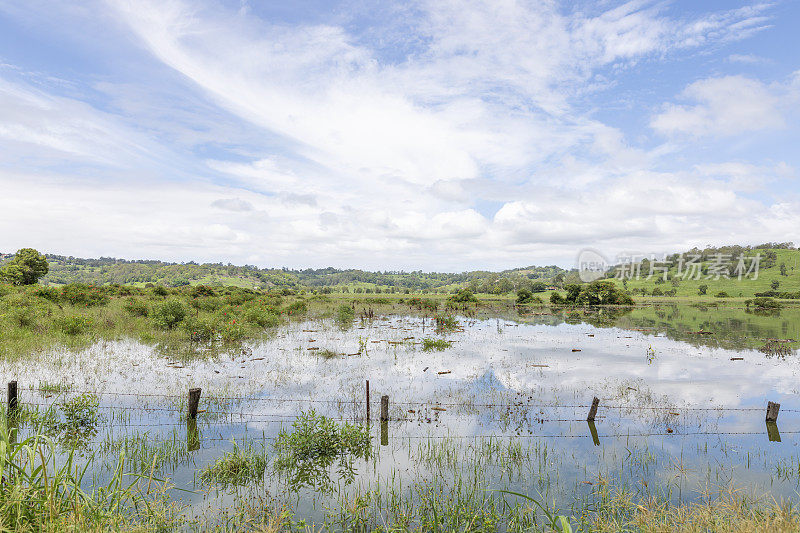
[274,410,371,492]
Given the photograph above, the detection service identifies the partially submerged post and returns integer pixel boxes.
[587,420,600,446]
[187,418,200,451]
[7,381,18,415]
[380,395,389,422]
[188,387,201,420]
[766,401,780,422]
[366,380,370,421]
[587,397,599,422]
[766,421,781,442]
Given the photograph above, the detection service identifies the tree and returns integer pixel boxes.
[771,280,780,290]
[780,263,788,276]
[0,248,49,285]
[698,284,708,295]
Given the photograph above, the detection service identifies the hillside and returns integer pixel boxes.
[605,244,800,299]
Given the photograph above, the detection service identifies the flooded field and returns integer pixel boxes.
[3,302,800,529]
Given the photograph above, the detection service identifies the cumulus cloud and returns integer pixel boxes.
[0,1,796,269]
[651,73,799,138]
[211,198,254,212]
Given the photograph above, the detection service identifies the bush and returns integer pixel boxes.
[274,410,370,491]
[651,287,663,296]
[448,289,478,304]
[58,315,91,336]
[245,307,280,328]
[335,304,355,323]
[60,284,109,307]
[151,300,188,329]
[122,298,149,317]
[151,286,169,297]
[284,300,307,316]
[714,291,730,298]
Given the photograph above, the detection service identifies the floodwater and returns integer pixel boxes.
[3,303,800,525]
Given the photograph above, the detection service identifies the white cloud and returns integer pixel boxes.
[0,1,795,270]
[651,73,799,138]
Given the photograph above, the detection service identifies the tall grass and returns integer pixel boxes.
[0,416,181,531]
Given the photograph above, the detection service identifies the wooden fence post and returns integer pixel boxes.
[366,380,370,421]
[188,387,201,420]
[587,397,599,422]
[380,395,389,422]
[8,381,18,414]
[766,401,780,422]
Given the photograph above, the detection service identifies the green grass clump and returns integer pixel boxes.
[422,338,452,351]
[151,299,187,329]
[200,440,268,486]
[335,304,355,323]
[434,314,459,332]
[274,410,370,492]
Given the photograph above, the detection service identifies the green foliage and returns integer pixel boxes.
[434,314,459,332]
[245,307,280,328]
[151,299,188,329]
[448,288,478,303]
[284,300,307,316]
[715,291,730,298]
[0,248,48,285]
[274,410,371,492]
[422,338,452,351]
[698,284,708,295]
[60,283,109,307]
[516,289,542,305]
[200,440,268,486]
[551,281,634,306]
[335,304,355,323]
[746,297,782,310]
[123,297,149,317]
[57,314,92,336]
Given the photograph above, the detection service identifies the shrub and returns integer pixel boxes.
[651,287,663,296]
[122,298,149,317]
[245,308,280,328]
[191,285,216,297]
[60,284,109,307]
[516,289,542,305]
[448,289,478,303]
[151,299,188,329]
[151,286,169,297]
[284,300,307,316]
[714,291,730,298]
[274,410,370,491]
[335,304,355,323]
[58,315,91,336]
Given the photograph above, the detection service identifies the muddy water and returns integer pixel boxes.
[3,307,800,523]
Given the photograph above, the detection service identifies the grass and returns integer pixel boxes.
[0,416,181,531]
[199,439,268,486]
[422,337,452,351]
[274,410,371,493]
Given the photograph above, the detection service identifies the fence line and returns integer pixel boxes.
[14,386,794,414]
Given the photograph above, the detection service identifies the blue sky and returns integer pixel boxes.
[0,0,798,271]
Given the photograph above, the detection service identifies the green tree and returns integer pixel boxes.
[698,284,708,295]
[771,280,780,290]
[0,248,49,285]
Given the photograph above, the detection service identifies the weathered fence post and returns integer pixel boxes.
[766,401,780,422]
[587,397,599,422]
[366,380,370,421]
[587,420,600,446]
[380,395,389,422]
[766,421,781,442]
[8,381,18,414]
[187,418,200,451]
[187,387,201,420]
